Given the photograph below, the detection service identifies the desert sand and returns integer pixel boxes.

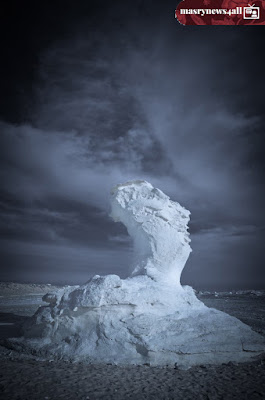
[1,356,265,400]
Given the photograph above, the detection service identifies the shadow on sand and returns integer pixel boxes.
[0,312,30,340]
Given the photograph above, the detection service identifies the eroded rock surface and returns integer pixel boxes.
[8,181,265,368]
[110,180,191,285]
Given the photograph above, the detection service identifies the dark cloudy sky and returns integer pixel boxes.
[0,0,264,288]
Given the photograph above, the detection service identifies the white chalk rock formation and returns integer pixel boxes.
[110,180,191,285]
[9,181,264,367]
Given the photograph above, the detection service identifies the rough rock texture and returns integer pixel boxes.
[8,181,265,368]
[110,180,191,285]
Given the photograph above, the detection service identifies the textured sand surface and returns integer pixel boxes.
[1,357,265,399]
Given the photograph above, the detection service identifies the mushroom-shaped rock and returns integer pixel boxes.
[7,180,265,368]
[110,180,191,286]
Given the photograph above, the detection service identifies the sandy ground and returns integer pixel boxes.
[1,357,265,400]
[0,286,265,399]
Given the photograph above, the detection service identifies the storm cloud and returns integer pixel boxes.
[0,1,264,287]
